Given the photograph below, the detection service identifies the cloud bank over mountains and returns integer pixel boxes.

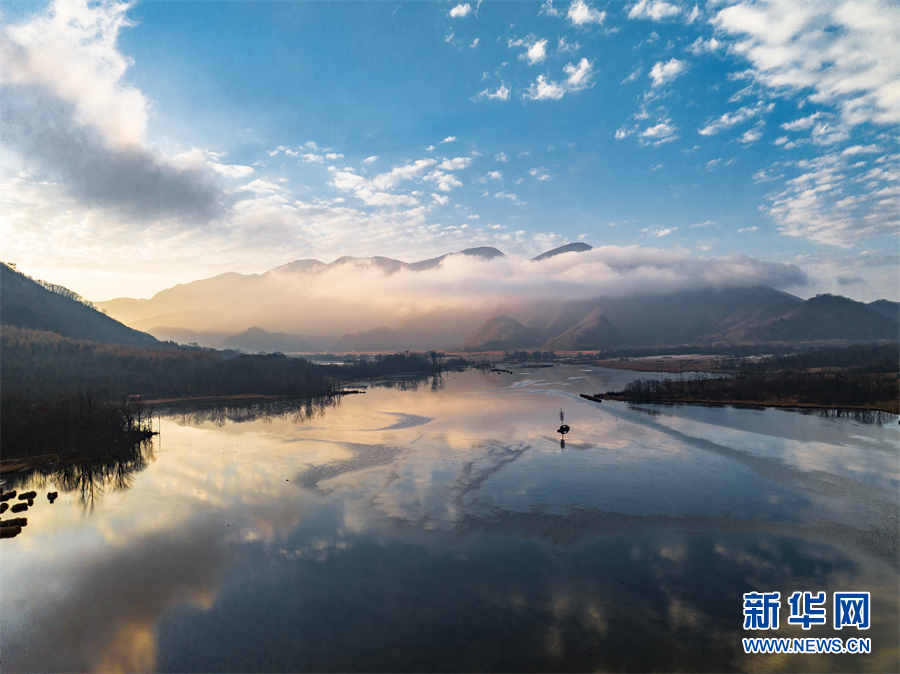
[0,0,896,303]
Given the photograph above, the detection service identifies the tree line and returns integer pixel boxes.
[1,327,467,459]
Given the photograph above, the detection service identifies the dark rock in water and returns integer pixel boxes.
[0,526,22,538]
[0,503,7,514]
[1,517,28,528]
[18,491,37,501]
[0,490,16,502]
[10,502,28,513]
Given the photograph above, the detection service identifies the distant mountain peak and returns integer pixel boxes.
[531,242,593,262]
[409,247,506,272]
[461,314,542,351]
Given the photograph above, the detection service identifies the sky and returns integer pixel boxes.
[0,0,897,302]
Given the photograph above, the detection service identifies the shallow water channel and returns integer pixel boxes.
[2,365,898,672]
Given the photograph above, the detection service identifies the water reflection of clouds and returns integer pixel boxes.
[4,367,899,672]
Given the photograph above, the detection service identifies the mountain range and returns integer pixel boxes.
[85,244,898,353]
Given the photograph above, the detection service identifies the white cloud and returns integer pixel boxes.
[713,0,900,128]
[438,157,472,171]
[449,4,471,18]
[738,227,759,233]
[470,38,479,48]
[641,227,678,237]
[495,153,508,162]
[325,153,344,160]
[781,112,823,131]
[239,179,283,194]
[2,0,146,148]
[524,75,566,101]
[690,220,717,228]
[495,191,525,205]
[523,58,595,100]
[0,0,223,221]
[649,58,685,87]
[540,1,562,18]
[628,1,682,21]
[686,37,720,55]
[698,101,774,136]
[842,145,882,156]
[765,151,900,246]
[424,170,463,192]
[473,85,510,101]
[739,123,765,144]
[563,58,595,91]
[687,5,700,24]
[567,1,606,26]
[363,156,378,163]
[525,38,548,64]
[432,193,450,205]
[207,161,255,180]
[486,171,503,180]
[557,37,581,54]
[509,36,549,65]
[640,120,678,145]
[440,136,457,143]
[622,65,642,84]
[529,168,551,180]
[300,153,324,163]
[370,159,438,191]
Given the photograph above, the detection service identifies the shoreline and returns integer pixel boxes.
[0,429,156,475]
[600,394,898,415]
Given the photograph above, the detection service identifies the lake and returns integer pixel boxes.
[2,365,898,672]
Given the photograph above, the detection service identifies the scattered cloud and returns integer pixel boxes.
[440,136,457,144]
[495,191,525,205]
[363,156,378,163]
[557,37,581,54]
[698,101,774,136]
[739,123,765,144]
[523,58,595,100]
[628,1,682,22]
[509,36,549,65]
[495,153,508,162]
[567,1,606,26]
[529,168,551,180]
[713,0,900,128]
[686,37,720,55]
[642,226,678,237]
[690,220,717,228]
[473,85,510,101]
[649,58,685,87]
[766,151,900,246]
[738,227,759,233]
[449,4,471,18]
[640,120,678,146]
[438,157,472,171]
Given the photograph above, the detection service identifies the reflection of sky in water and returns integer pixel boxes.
[2,367,897,673]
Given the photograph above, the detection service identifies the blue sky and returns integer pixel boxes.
[1,0,897,301]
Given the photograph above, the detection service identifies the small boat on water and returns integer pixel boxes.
[557,408,570,435]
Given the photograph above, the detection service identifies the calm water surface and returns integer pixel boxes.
[2,366,898,672]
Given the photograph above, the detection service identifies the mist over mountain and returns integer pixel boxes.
[92,245,895,353]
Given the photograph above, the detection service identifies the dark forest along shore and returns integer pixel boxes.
[1,365,897,672]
